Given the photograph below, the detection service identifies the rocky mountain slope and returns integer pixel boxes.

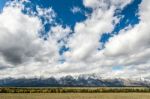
[0,75,150,87]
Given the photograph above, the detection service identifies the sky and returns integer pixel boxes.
[0,0,150,80]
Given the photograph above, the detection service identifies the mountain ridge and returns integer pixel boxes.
[0,75,150,87]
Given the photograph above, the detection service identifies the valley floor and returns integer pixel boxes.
[0,93,150,99]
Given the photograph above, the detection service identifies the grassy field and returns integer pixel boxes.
[0,87,150,99]
[0,93,150,99]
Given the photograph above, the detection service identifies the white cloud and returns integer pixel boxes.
[71,6,81,14]
[50,25,72,41]
[0,6,42,65]
[104,0,150,59]
[83,0,132,9]
[64,0,132,62]
[0,1,60,78]
[62,0,150,79]
[0,0,150,80]
[97,0,150,78]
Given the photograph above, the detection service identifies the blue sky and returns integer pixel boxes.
[0,0,150,79]
[101,0,141,44]
[0,0,6,11]
[0,0,141,44]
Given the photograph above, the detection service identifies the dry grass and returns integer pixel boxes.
[0,93,150,99]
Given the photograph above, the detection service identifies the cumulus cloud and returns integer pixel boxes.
[0,0,67,78]
[71,6,82,14]
[50,25,72,41]
[94,0,150,79]
[83,0,132,9]
[0,6,42,64]
[0,0,150,80]
[64,0,132,62]
[103,0,150,63]
[63,0,150,79]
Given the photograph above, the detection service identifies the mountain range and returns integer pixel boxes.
[0,74,150,87]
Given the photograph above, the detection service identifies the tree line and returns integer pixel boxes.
[0,87,150,93]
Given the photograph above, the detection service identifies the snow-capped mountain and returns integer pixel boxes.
[0,74,150,87]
